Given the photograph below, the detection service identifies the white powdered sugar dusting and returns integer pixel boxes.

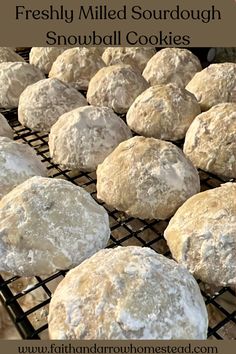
[48,246,208,340]
[0,176,110,276]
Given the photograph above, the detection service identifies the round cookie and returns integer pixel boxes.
[127,83,200,141]
[102,47,156,72]
[96,136,200,220]
[0,137,47,199]
[48,246,208,340]
[0,113,14,139]
[49,47,106,90]
[164,183,236,286]
[29,47,67,74]
[0,47,24,64]
[18,78,88,132]
[0,176,110,276]
[49,106,132,172]
[186,63,236,111]
[0,62,44,109]
[183,103,236,179]
[87,65,149,114]
[143,48,201,88]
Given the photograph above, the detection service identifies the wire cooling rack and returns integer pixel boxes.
[0,49,235,340]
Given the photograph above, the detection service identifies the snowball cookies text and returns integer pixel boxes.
[46,31,190,46]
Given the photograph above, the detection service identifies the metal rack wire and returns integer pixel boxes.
[0,49,235,340]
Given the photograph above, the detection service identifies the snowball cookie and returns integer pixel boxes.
[127,84,201,141]
[18,78,88,132]
[0,47,24,64]
[0,137,47,199]
[29,47,67,74]
[0,62,44,109]
[0,176,110,276]
[97,136,200,220]
[143,48,202,88]
[186,63,236,111]
[49,47,106,90]
[164,183,236,286]
[87,65,149,114]
[102,47,156,72]
[48,246,208,340]
[0,113,14,139]
[183,103,236,179]
[49,106,132,172]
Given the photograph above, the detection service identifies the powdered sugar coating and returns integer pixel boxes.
[143,48,201,88]
[29,47,67,74]
[0,62,44,109]
[102,47,156,72]
[0,176,110,276]
[48,246,208,339]
[164,183,236,286]
[186,63,236,111]
[87,65,149,114]
[0,113,14,139]
[49,48,106,90]
[183,103,236,179]
[97,136,200,220]
[127,83,200,141]
[0,137,47,199]
[18,78,88,132]
[49,106,132,172]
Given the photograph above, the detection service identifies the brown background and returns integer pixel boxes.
[0,340,236,353]
[0,0,235,46]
